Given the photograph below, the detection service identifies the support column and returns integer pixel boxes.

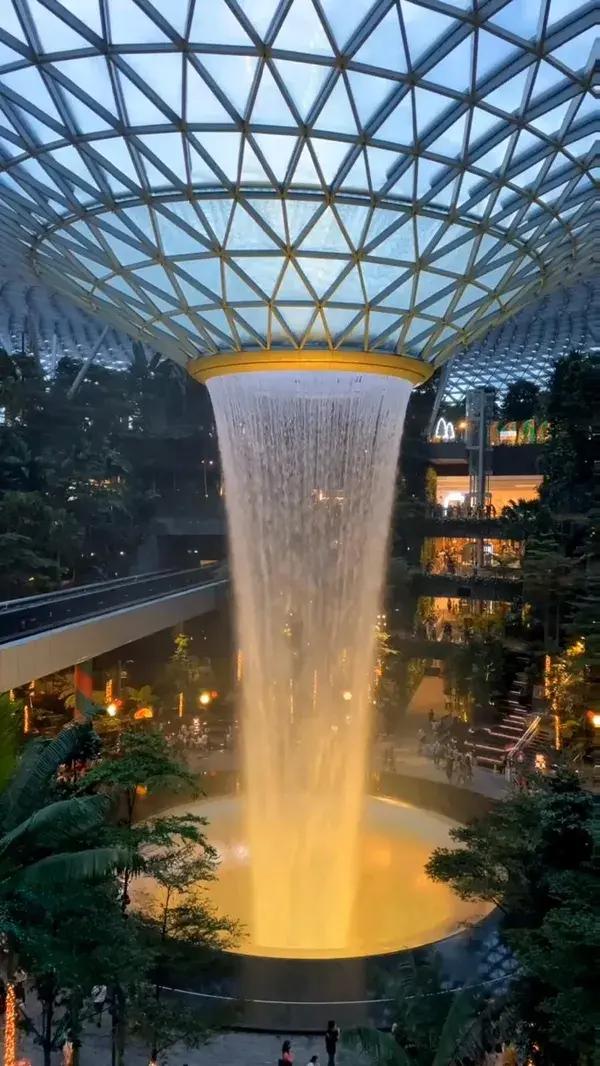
[74,660,94,722]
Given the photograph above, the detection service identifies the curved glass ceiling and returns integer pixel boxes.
[0,0,597,368]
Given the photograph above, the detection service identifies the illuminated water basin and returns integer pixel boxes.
[135,795,489,960]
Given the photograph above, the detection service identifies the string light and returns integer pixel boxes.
[236,649,243,682]
[178,691,184,718]
[4,982,17,1066]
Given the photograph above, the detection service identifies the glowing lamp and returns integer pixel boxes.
[342,690,352,701]
[199,691,212,706]
[106,702,118,717]
[589,712,600,729]
[134,706,154,720]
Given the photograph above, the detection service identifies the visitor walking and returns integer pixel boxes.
[91,984,107,1026]
[445,748,455,782]
[325,1020,340,1066]
[280,1039,294,1065]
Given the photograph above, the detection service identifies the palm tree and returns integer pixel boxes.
[343,965,492,1066]
[125,684,158,712]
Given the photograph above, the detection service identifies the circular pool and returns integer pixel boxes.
[133,794,489,960]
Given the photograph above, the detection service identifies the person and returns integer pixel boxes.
[464,749,473,782]
[280,1039,293,1065]
[306,1058,319,1066]
[427,709,435,728]
[445,748,455,782]
[417,727,426,755]
[91,984,107,1027]
[432,739,442,768]
[325,1020,340,1066]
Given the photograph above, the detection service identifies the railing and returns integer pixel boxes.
[0,566,227,644]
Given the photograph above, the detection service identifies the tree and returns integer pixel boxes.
[500,380,540,424]
[160,633,214,716]
[130,814,238,1062]
[426,770,596,1064]
[344,960,490,1066]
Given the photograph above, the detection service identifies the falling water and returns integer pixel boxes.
[208,371,412,954]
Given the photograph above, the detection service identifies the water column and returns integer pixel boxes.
[206,363,413,954]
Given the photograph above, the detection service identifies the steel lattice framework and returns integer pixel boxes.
[0,0,597,371]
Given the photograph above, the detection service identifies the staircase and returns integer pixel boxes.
[470,661,540,770]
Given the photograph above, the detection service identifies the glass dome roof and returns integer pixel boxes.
[0,0,597,369]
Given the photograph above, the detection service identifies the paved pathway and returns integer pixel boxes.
[14,1019,362,1066]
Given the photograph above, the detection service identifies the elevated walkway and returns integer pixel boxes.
[0,568,228,691]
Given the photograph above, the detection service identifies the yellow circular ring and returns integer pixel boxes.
[188,350,434,386]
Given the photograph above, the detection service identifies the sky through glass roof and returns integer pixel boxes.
[0,0,597,369]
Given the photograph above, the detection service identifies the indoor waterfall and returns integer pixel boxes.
[208,371,411,953]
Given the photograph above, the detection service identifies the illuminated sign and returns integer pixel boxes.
[433,417,455,442]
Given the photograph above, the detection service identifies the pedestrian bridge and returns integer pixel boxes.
[0,567,228,691]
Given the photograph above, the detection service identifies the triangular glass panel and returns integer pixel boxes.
[353,7,407,74]
[105,274,142,301]
[178,256,223,297]
[334,203,370,249]
[154,212,206,257]
[278,305,315,343]
[173,275,216,308]
[235,0,280,37]
[199,54,258,116]
[58,85,113,132]
[415,270,446,305]
[225,265,261,303]
[431,242,473,274]
[386,162,415,200]
[250,199,287,243]
[479,265,510,291]
[0,2,27,43]
[416,154,446,198]
[134,264,178,299]
[375,277,413,310]
[252,134,298,183]
[414,87,453,140]
[196,132,241,182]
[121,204,156,245]
[428,113,467,156]
[322,307,360,338]
[292,143,323,186]
[510,159,545,189]
[276,261,312,301]
[238,256,283,299]
[186,62,233,123]
[303,310,326,346]
[189,0,252,45]
[551,27,598,71]
[337,317,366,348]
[49,145,99,189]
[313,138,351,185]
[28,0,90,52]
[189,145,220,184]
[468,105,502,142]
[419,291,455,318]
[1,66,62,123]
[403,317,429,348]
[362,260,400,301]
[530,60,566,102]
[483,69,529,114]
[416,216,442,256]
[296,256,341,298]
[102,232,146,267]
[250,64,296,126]
[119,73,169,126]
[347,70,394,127]
[453,283,486,314]
[108,0,168,44]
[274,0,334,56]
[299,207,351,254]
[232,305,268,339]
[367,146,400,190]
[122,51,182,117]
[272,59,330,120]
[323,0,379,50]
[286,200,322,244]
[327,267,365,303]
[476,30,521,83]
[374,103,413,154]
[370,220,415,263]
[340,149,369,191]
[240,139,271,183]
[94,136,140,184]
[314,77,358,136]
[203,200,234,243]
[197,309,234,342]
[17,111,60,145]
[402,3,457,67]
[427,39,472,93]
[529,101,570,136]
[227,204,278,250]
[0,39,23,67]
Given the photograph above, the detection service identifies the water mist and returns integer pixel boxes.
[208,370,411,953]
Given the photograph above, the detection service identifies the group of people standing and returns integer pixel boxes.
[418,711,474,784]
[279,1021,340,1066]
